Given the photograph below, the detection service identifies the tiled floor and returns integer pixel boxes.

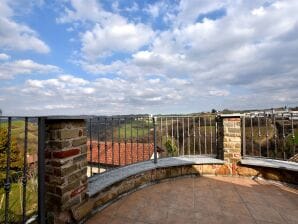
[86,176,298,224]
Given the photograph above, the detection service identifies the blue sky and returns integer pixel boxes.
[0,0,297,115]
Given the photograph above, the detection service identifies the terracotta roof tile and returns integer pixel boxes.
[87,141,154,166]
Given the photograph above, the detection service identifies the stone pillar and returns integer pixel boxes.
[220,114,242,163]
[44,118,88,223]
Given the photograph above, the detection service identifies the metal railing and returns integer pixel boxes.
[155,115,218,157]
[242,111,297,160]
[0,116,45,224]
[87,115,219,177]
[86,115,155,177]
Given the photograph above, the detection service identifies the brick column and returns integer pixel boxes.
[219,114,242,164]
[45,118,87,223]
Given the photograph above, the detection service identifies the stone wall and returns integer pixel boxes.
[44,119,88,223]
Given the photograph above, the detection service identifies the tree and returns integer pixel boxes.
[165,139,177,156]
[0,127,22,183]
[211,109,217,113]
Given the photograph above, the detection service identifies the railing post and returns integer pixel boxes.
[38,117,46,224]
[44,117,88,223]
[153,116,157,163]
[217,114,242,164]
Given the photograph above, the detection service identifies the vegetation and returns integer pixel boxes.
[164,139,177,156]
[116,119,153,141]
[0,120,38,223]
[0,178,38,223]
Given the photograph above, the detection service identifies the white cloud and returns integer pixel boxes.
[0,53,10,60]
[81,20,154,59]
[2,0,298,115]
[57,0,112,24]
[0,59,60,79]
[58,0,154,60]
[0,0,50,53]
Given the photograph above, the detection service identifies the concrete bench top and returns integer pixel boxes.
[241,157,298,172]
[87,156,224,197]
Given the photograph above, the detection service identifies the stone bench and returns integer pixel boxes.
[87,156,225,197]
[241,157,298,172]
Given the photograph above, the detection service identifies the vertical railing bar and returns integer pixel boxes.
[265,115,269,157]
[282,113,286,160]
[177,117,179,156]
[104,117,107,168]
[130,117,133,164]
[118,117,121,166]
[142,117,145,161]
[187,117,190,156]
[153,117,157,163]
[193,117,195,155]
[182,117,185,156]
[125,117,127,165]
[37,117,46,224]
[258,114,261,157]
[97,118,100,173]
[4,117,12,224]
[111,117,114,166]
[199,117,201,155]
[166,117,168,143]
[89,118,93,176]
[137,117,139,162]
[22,117,28,223]
[148,116,150,160]
[273,113,277,158]
[160,117,163,150]
[210,116,213,155]
[250,115,254,156]
[215,117,218,157]
[204,116,207,154]
[242,116,246,157]
[171,117,174,150]
[291,113,296,157]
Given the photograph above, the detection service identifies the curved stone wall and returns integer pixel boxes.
[72,163,298,223]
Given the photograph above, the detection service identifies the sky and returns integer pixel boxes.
[0,0,297,116]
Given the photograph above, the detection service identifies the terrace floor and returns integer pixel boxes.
[86,176,298,224]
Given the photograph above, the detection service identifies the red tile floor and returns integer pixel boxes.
[86,176,298,224]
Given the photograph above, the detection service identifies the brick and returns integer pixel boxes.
[46,122,67,130]
[73,154,86,163]
[71,200,95,221]
[62,195,81,211]
[50,159,72,167]
[47,175,66,185]
[57,129,80,140]
[48,140,71,149]
[56,180,80,196]
[53,148,80,159]
[67,168,87,184]
[72,137,87,147]
[53,164,77,177]
[70,184,87,198]
[81,145,87,154]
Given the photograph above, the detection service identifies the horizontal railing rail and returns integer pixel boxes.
[242,111,297,160]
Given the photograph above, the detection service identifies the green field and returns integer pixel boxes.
[116,119,153,139]
[0,179,37,223]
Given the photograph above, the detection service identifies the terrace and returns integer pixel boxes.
[0,111,297,223]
